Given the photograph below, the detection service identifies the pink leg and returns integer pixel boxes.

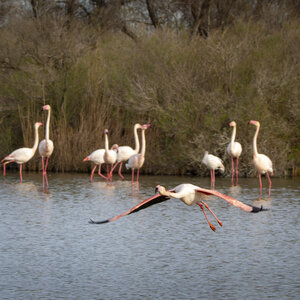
[231,157,235,186]
[196,203,216,232]
[109,163,118,180]
[106,164,110,181]
[210,170,213,188]
[42,157,45,175]
[212,169,215,189]
[136,169,140,183]
[98,164,108,180]
[90,166,97,182]
[266,172,272,197]
[19,164,23,183]
[3,161,14,176]
[131,169,134,185]
[44,157,49,174]
[259,173,262,197]
[118,162,124,179]
[235,158,239,185]
[202,200,223,227]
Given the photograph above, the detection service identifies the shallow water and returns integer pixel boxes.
[0,172,299,299]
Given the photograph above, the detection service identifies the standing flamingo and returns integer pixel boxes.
[202,151,225,189]
[249,120,273,197]
[227,121,242,186]
[1,122,43,182]
[103,129,118,181]
[125,124,151,184]
[89,183,266,231]
[112,123,143,179]
[83,149,108,181]
[39,105,54,186]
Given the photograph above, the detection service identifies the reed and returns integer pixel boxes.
[0,17,299,176]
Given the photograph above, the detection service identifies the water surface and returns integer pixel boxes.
[0,172,299,299]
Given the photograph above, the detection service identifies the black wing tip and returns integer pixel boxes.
[250,205,269,213]
[89,218,110,224]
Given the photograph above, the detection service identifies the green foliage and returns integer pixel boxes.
[0,18,299,176]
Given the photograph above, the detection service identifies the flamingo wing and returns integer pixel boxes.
[89,193,171,224]
[195,188,266,213]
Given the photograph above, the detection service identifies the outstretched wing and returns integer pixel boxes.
[195,188,266,213]
[89,193,170,224]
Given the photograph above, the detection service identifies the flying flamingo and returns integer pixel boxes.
[112,123,142,179]
[227,121,242,186]
[249,120,273,197]
[125,124,151,184]
[202,151,225,189]
[89,183,266,231]
[39,105,54,186]
[1,122,43,182]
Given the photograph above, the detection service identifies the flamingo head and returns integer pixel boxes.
[142,124,151,130]
[229,121,236,127]
[134,123,142,129]
[249,120,260,127]
[35,122,43,128]
[111,144,119,152]
[155,185,166,195]
[42,105,51,111]
[104,129,109,134]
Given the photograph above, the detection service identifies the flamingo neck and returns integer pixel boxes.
[45,108,51,141]
[105,133,109,153]
[140,129,146,157]
[230,126,236,151]
[133,125,140,153]
[161,189,182,199]
[32,126,40,152]
[253,125,260,157]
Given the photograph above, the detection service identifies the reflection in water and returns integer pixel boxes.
[0,173,299,300]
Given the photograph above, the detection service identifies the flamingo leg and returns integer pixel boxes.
[109,163,118,180]
[231,157,235,186]
[201,201,223,227]
[259,173,262,197]
[3,161,14,176]
[90,166,97,182]
[19,164,22,183]
[44,157,49,174]
[98,164,108,180]
[42,157,45,175]
[235,157,239,185]
[196,203,216,232]
[131,169,134,185]
[210,170,213,188]
[118,162,124,179]
[212,169,215,189]
[106,164,110,181]
[136,169,140,183]
[266,172,272,197]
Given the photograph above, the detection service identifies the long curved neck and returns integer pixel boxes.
[45,109,51,140]
[105,133,109,153]
[32,126,40,152]
[161,189,182,199]
[253,125,260,156]
[140,129,146,157]
[133,125,140,153]
[230,126,236,151]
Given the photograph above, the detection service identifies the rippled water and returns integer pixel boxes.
[0,172,299,299]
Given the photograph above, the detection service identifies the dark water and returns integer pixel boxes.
[0,172,299,300]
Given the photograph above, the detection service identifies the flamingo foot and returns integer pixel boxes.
[217,220,223,227]
[210,224,216,232]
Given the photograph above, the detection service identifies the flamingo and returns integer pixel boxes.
[1,122,43,182]
[227,121,242,186]
[83,129,118,181]
[125,124,151,184]
[89,183,266,231]
[103,129,118,181]
[249,120,273,197]
[202,151,225,189]
[39,105,54,185]
[83,149,108,181]
[112,123,143,179]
